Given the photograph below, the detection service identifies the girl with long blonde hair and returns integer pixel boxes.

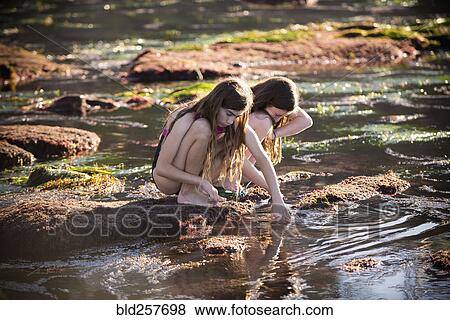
[152,78,288,221]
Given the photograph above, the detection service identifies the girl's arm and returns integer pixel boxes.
[242,157,269,189]
[244,125,284,205]
[272,106,313,139]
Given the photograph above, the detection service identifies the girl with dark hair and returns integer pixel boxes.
[243,76,313,189]
[152,78,289,221]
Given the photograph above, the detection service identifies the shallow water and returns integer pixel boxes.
[0,0,449,299]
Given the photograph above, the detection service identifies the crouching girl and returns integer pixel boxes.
[242,76,313,189]
[151,78,288,221]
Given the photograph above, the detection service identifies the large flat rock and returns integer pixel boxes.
[0,194,254,259]
[0,125,100,163]
[128,32,417,82]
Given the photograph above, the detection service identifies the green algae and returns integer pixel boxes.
[23,164,125,195]
[165,24,311,52]
[314,103,336,115]
[37,173,123,194]
[27,166,90,187]
[161,82,215,104]
[338,18,450,49]
[215,25,311,44]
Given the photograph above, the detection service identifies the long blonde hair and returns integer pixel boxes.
[251,76,299,165]
[165,78,253,185]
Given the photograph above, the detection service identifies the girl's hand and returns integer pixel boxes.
[198,180,225,204]
[271,202,291,224]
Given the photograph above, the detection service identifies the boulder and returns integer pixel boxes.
[0,140,35,170]
[0,125,100,161]
[0,43,70,91]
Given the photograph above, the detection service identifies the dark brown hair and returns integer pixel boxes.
[166,78,253,183]
[251,77,300,165]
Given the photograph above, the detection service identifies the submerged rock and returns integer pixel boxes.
[342,257,380,272]
[0,125,100,162]
[0,140,35,170]
[430,250,450,271]
[198,236,246,256]
[0,43,71,91]
[294,172,410,209]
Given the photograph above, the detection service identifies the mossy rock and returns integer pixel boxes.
[37,174,124,195]
[294,172,410,210]
[161,82,215,104]
[27,166,89,187]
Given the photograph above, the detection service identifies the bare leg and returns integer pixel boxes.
[153,118,210,196]
[177,120,215,205]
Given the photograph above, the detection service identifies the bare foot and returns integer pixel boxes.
[177,184,216,206]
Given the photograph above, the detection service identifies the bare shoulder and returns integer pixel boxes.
[250,111,272,127]
[167,109,195,129]
[251,110,272,122]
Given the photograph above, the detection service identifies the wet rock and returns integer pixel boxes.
[124,96,154,110]
[180,215,212,240]
[241,186,270,202]
[294,172,410,209]
[342,257,380,272]
[45,95,120,116]
[430,250,450,271]
[198,236,246,256]
[36,173,124,196]
[0,194,254,259]
[244,0,316,5]
[0,125,101,160]
[25,164,125,196]
[127,28,417,82]
[0,140,35,170]
[128,48,236,82]
[278,170,317,183]
[27,166,89,187]
[0,43,71,91]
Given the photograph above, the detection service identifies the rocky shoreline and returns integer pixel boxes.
[0,171,410,259]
